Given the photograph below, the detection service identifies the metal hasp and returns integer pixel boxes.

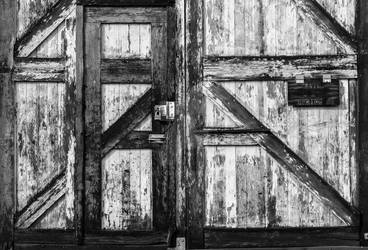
[154,101,175,121]
[148,134,166,144]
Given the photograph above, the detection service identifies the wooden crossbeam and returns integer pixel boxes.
[15,0,76,57]
[101,59,152,84]
[203,55,357,81]
[202,81,359,225]
[13,58,65,82]
[15,169,66,229]
[102,89,152,156]
[292,0,357,54]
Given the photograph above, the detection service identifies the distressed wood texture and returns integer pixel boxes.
[204,227,359,248]
[202,81,358,225]
[78,0,174,6]
[85,8,167,23]
[204,0,356,56]
[15,82,74,229]
[204,55,357,81]
[316,0,356,34]
[15,0,76,57]
[14,58,65,82]
[102,150,152,230]
[186,0,206,248]
[17,0,59,39]
[358,0,368,245]
[85,9,173,238]
[1,0,17,249]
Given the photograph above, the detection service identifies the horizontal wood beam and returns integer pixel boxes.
[84,231,167,245]
[101,59,151,84]
[14,58,65,82]
[292,0,357,54]
[198,133,257,146]
[14,230,75,245]
[102,89,152,156]
[78,0,174,6]
[15,0,76,57]
[202,81,359,225]
[203,55,357,81]
[204,227,359,248]
[15,169,66,229]
[85,7,167,23]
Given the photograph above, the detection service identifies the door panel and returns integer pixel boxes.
[84,7,172,246]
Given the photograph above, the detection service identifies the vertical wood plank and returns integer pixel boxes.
[74,4,84,243]
[84,21,101,232]
[64,8,77,230]
[358,0,368,244]
[187,0,205,247]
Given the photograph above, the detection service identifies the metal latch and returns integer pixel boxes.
[154,102,175,121]
[148,134,166,144]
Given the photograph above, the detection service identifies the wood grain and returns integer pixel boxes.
[16,0,76,57]
[14,58,65,82]
[204,55,357,81]
[202,81,359,225]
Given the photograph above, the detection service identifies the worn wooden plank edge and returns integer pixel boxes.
[291,0,357,53]
[203,55,357,81]
[101,88,152,156]
[15,0,76,57]
[14,230,75,244]
[204,226,359,248]
[202,81,360,225]
[14,58,65,82]
[78,0,174,6]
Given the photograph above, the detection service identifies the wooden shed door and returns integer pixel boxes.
[186,0,360,249]
[84,7,174,246]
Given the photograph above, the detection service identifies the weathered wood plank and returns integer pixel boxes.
[14,58,65,82]
[101,89,152,156]
[315,0,355,35]
[74,4,84,243]
[204,227,359,248]
[202,81,359,225]
[101,150,153,231]
[17,0,60,39]
[84,231,167,245]
[200,133,257,146]
[101,59,151,84]
[101,24,151,59]
[15,0,76,57]
[64,7,76,230]
[85,7,167,23]
[84,21,102,232]
[358,0,368,245]
[30,24,65,58]
[101,84,151,131]
[186,0,205,247]
[79,0,174,6]
[15,169,66,229]
[291,0,357,53]
[204,55,357,81]
[0,1,18,247]
[16,82,67,229]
